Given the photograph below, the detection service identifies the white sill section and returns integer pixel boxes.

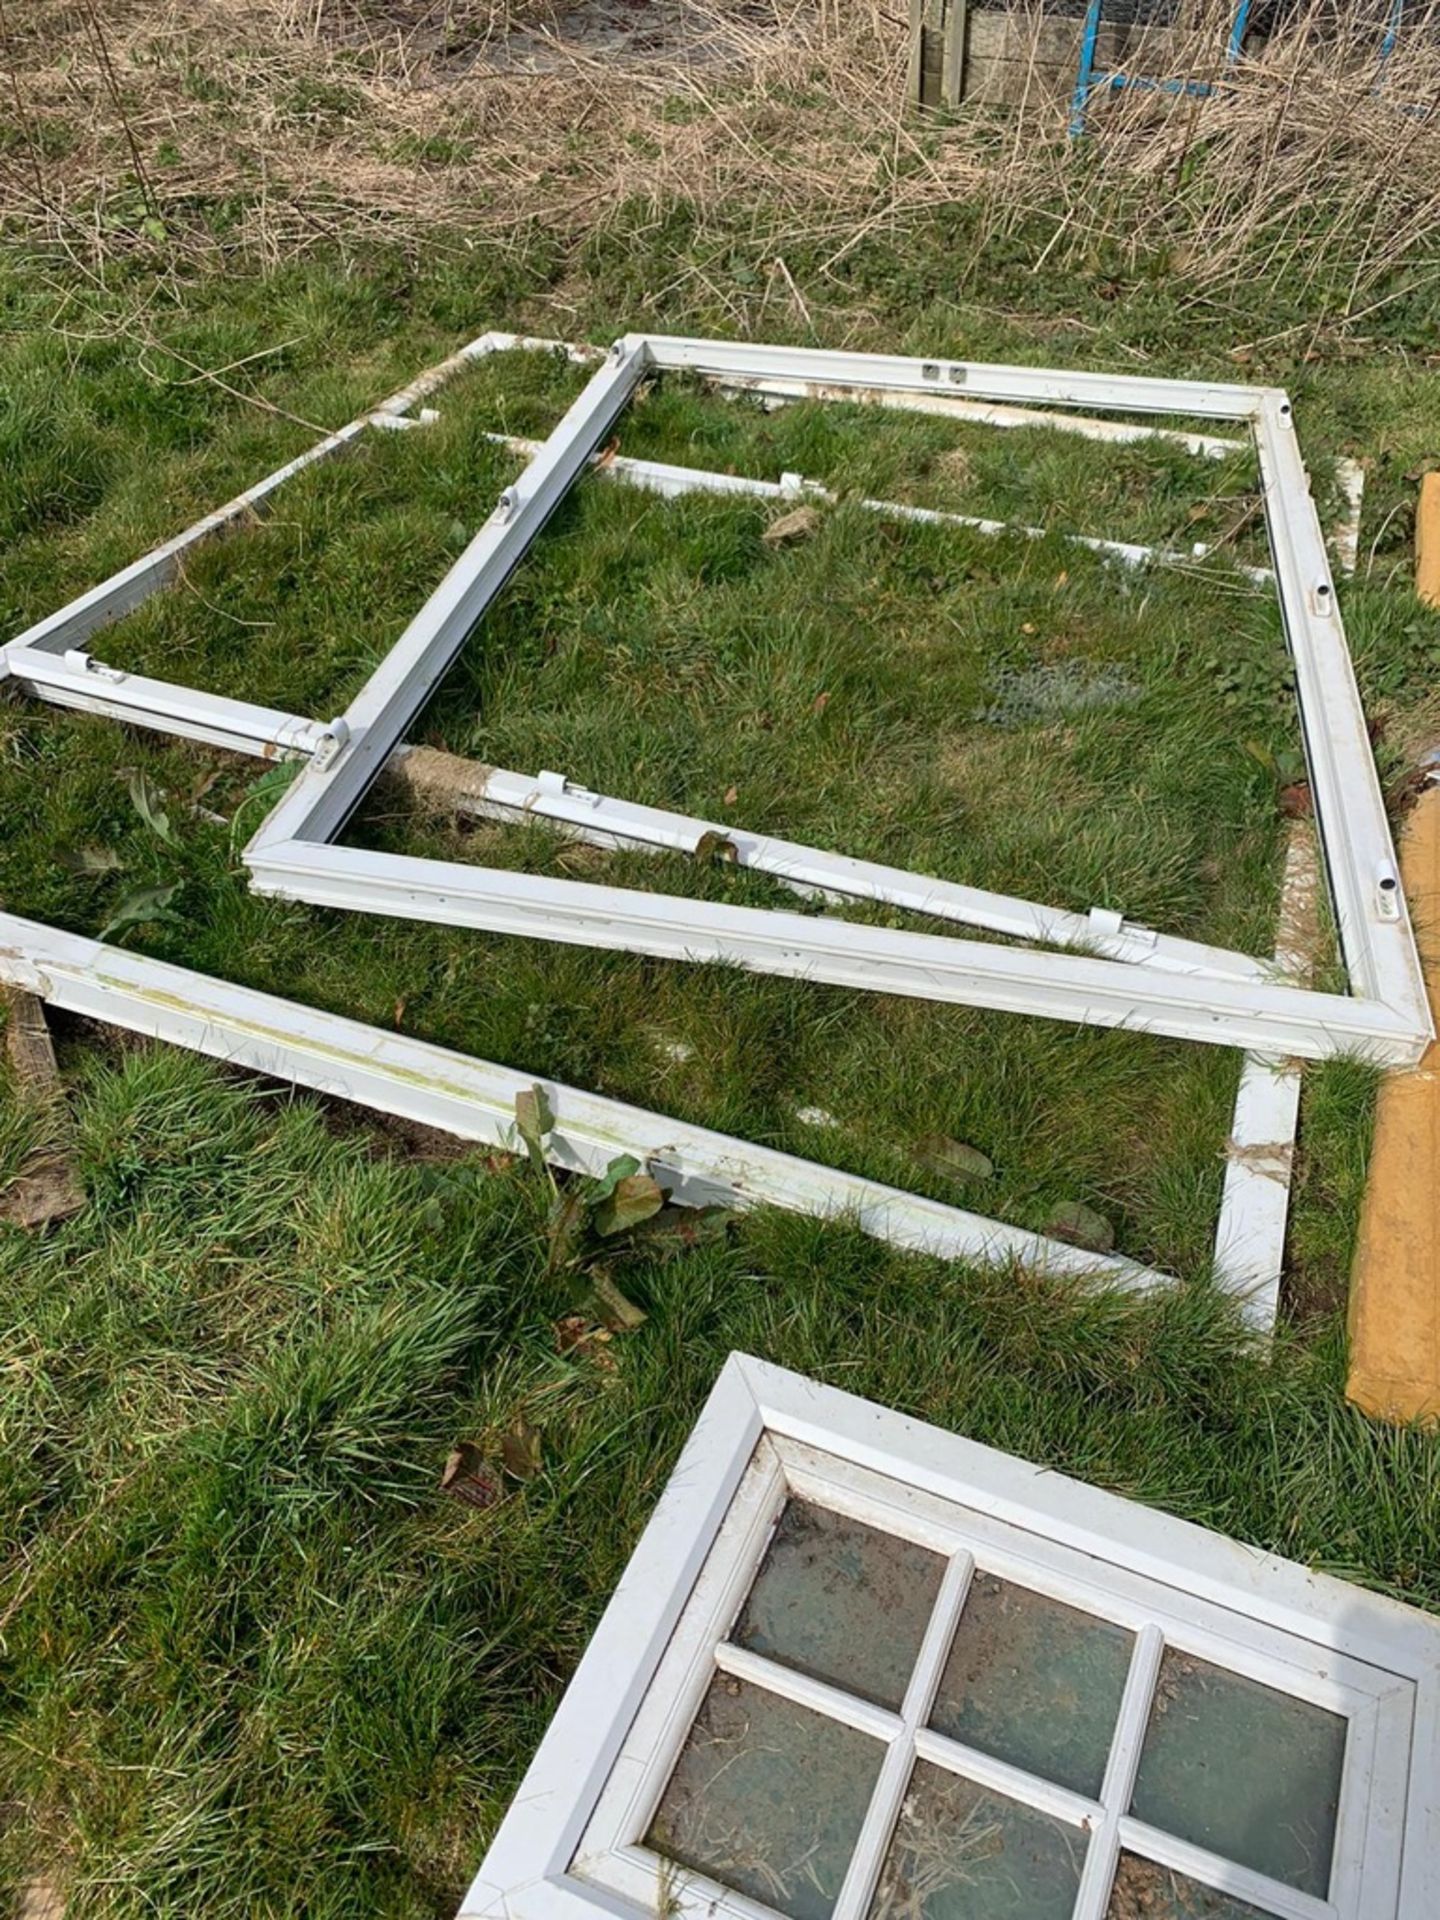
[459,1355,1440,1920]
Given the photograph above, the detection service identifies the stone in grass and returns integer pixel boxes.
[1,1157,86,1231]
[763,504,822,547]
[913,1134,995,1183]
[1044,1200,1116,1254]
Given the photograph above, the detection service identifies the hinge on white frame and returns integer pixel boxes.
[535,770,602,809]
[370,408,440,432]
[62,650,126,684]
[1376,860,1402,921]
[311,718,351,771]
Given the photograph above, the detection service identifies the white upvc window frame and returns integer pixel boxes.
[0,332,1414,1313]
[228,336,1428,1067]
[4,332,1426,1060]
[459,1354,1440,1920]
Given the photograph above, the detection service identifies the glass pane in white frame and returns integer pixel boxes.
[647,1669,885,1920]
[733,1497,946,1710]
[461,1358,1439,1920]
[870,1758,1088,1920]
[1130,1649,1348,1897]
[928,1571,1134,1798]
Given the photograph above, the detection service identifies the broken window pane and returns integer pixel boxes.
[733,1499,946,1709]
[1130,1651,1346,1897]
[928,1571,1133,1795]
[1106,1854,1276,1918]
[647,1672,884,1920]
[870,1759,1086,1920]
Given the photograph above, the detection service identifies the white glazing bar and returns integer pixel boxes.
[911,1724,1103,1828]
[710,1642,904,1743]
[489,434,1274,585]
[249,342,651,854]
[1072,1623,1165,1920]
[636,338,1268,420]
[831,1551,976,1920]
[245,840,1428,1064]
[416,760,1273,984]
[4,644,328,759]
[703,374,1250,458]
[0,909,1172,1286]
[1116,1819,1337,1920]
[1256,392,1430,1042]
[1212,824,1320,1331]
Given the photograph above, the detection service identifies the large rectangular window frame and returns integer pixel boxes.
[459,1355,1440,1920]
[232,336,1429,1065]
[4,333,1428,1061]
[0,334,1424,1315]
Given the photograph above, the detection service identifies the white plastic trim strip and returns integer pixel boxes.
[246,838,1423,1062]
[1212,823,1319,1332]
[702,372,1250,458]
[0,909,1171,1289]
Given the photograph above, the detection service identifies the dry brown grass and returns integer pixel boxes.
[1,0,1438,314]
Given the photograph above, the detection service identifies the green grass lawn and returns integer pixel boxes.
[4,196,1440,1916]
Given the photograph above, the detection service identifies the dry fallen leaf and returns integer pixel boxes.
[694,830,738,865]
[439,1440,504,1510]
[723,785,739,807]
[555,1315,617,1369]
[1279,781,1314,819]
[501,1417,543,1481]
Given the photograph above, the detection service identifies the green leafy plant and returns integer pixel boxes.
[99,881,182,942]
[511,1088,686,1299]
